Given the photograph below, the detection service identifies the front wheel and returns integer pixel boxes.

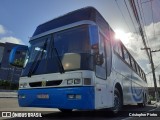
[112,88,123,114]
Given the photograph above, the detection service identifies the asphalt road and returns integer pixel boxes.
[0,98,160,120]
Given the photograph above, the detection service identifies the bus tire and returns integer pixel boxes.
[59,109,72,113]
[112,88,123,114]
[138,94,146,107]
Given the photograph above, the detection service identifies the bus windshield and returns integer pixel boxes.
[22,25,93,76]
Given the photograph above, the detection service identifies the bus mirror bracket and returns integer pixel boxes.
[90,25,99,52]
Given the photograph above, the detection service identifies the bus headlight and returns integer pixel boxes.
[67,78,81,85]
[67,94,81,99]
[68,94,75,99]
[74,78,81,84]
[67,79,73,85]
[75,94,81,99]
[18,94,26,99]
[19,83,27,88]
[19,84,23,88]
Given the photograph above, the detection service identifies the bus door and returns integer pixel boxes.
[94,33,112,108]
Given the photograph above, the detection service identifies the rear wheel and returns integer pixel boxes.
[59,109,72,113]
[112,88,123,114]
[138,94,147,107]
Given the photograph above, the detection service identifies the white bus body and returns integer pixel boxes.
[10,7,148,113]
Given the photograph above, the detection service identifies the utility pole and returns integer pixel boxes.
[141,48,159,102]
[152,49,160,101]
[159,75,160,87]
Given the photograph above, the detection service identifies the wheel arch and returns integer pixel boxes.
[143,91,147,102]
[115,82,123,105]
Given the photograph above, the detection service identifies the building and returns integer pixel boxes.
[0,42,27,90]
[148,87,160,99]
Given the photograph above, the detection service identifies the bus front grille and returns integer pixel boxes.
[29,80,62,87]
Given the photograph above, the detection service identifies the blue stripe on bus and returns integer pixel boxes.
[131,85,143,102]
[18,86,95,110]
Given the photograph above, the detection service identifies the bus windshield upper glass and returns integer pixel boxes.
[22,25,93,76]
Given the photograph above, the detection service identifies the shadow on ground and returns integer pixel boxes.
[4,105,156,120]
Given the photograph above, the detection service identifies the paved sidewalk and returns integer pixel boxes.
[155,102,160,107]
[0,92,17,98]
[150,101,160,107]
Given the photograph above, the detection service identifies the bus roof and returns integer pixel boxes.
[32,6,110,37]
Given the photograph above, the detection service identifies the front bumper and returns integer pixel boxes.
[18,86,95,110]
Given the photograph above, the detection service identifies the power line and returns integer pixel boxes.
[141,0,151,4]
[136,0,144,25]
[150,0,156,39]
[123,0,141,41]
[136,0,150,48]
[140,0,147,26]
[123,0,138,33]
[139,0,151,50]
[143,0,157,57]
[129,0,151,61]
[114,0,132,32]
[146,63,160,75]
[157,0,160,17]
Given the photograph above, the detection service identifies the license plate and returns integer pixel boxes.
[37,94,49,99]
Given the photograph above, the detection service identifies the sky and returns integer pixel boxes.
[0,0,160,87]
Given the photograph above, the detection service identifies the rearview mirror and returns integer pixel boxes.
[94,53,104,65]
[9,45,28,68]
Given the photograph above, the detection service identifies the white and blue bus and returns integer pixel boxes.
[9,7,148,113]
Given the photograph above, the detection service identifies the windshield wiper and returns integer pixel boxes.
[49,39,64,74]
[27,40,48,77]
[53,47,65,74]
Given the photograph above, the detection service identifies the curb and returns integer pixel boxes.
[0,92,17,98]
[155,103,160,107]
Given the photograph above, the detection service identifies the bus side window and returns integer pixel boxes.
[139,66,141,76]
[130,57,136,71]
[134,63,138,73]
[137,64,140,75]
[139,68,142,78]
[114,41,123,58]
[142,72,144,80]
[144,74,147,81]
[144,73,146,81]
[114,42,118,53]
[122,46,130,65]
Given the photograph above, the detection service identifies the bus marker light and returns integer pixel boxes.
[96,88,101,91]
[67,94,82,100]
[67,94,81,99]
[18,95,26,99]
[67,79,73,85]
[75,95,81,99]
[19,83,27,88]
[19,84,23,88]
[68,94,75,99]
[74,79,81,84]
[84,78,91,85]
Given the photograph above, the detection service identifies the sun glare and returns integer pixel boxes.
[115,29,129,44]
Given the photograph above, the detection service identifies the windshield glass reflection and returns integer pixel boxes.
[22,25,92,76]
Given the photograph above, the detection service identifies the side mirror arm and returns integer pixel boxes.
[94,53,104,65]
